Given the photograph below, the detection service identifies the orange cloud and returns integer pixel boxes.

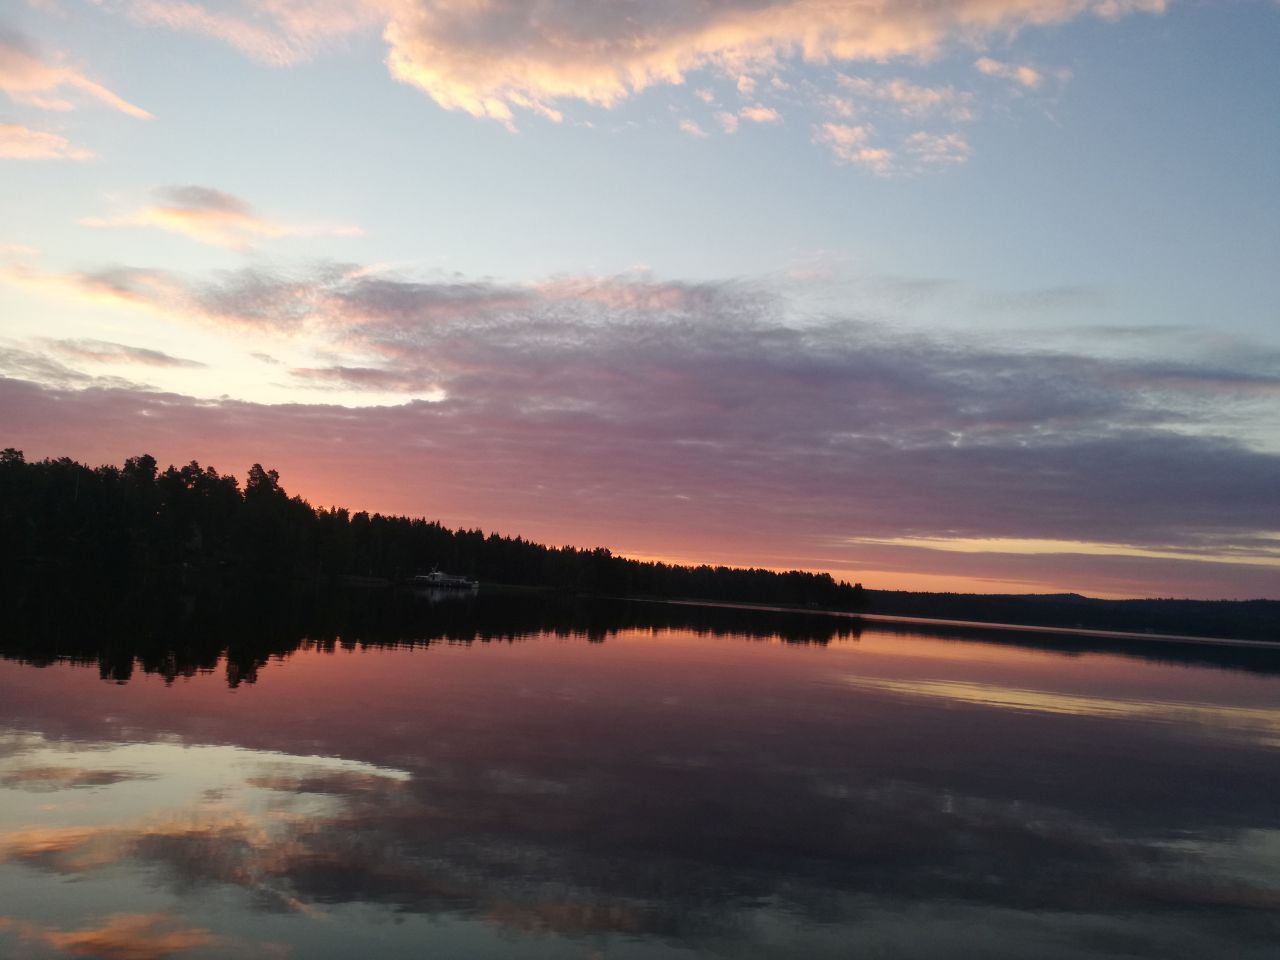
[0,825,128,873]
[0,913,218,960]
[0,35,152,118]
[0,122,93,160]
[4,263,196,317]
[379,0,1167,123]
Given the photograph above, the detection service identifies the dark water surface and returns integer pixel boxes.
[2,596,1278,959]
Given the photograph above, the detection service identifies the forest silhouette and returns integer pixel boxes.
[3,450,1277,651]
[0,450,865,608]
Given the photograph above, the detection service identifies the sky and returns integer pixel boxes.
[1,0,1277,599]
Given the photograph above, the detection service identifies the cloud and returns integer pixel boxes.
[81,185,363,251]
[0,121,92,159]
[905,131,972,167]
[0,766,156,791]
[378,0,1167,123]
[123,0,381,67]
[0,345,146,391]
[4,263,202,319]
[2,261,1277,597]
[813,125,971,175]
[834,74,975,121]
[692,104,779,136]
[813,123,896,175]
[288,364,439,393]
[975,56,1046,89]
[0,30,152,118]
[740,104,780,124]
[114,1,1167,125]
[677,118,707,138]
[0,913,218,960]
[47,339,206,368]
[3,261,357,330]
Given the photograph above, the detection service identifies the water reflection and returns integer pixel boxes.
[4,586,1279,686]
[1,599,1279,958]
[844,676,1280,746]
[7,722,1276,944]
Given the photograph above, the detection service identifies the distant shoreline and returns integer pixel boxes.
[623,596,1280,650]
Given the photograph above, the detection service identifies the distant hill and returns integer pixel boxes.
[863,591,1280,643]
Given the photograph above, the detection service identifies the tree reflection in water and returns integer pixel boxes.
[1,590,1279,959]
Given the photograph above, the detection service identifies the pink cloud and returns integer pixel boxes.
[114,1,1167,125]
[836,74,975,121]
[677,118,708,138]
[378,0,1167,123]
[5,254,1276,598]
[975,56,1046,89]
[0,122,93,160]
[124,0,380,67]
[1,255,1276,599]
[740,104,780,124]
[2,369,1277,600]
[0,34,152,118]
[46,339,205,369]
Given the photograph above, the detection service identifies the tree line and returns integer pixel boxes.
[0,449,866,610]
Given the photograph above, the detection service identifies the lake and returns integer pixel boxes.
[2,594,1278,959]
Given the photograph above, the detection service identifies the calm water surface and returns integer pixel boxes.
[2,603,1278,959]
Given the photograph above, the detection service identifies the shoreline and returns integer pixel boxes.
[621,596,1280,650]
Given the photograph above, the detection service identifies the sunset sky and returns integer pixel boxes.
[1,0,1277,599]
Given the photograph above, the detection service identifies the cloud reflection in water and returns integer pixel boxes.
[1,627,1279,957]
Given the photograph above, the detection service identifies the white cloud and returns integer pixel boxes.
[836,74,975,121]
[906,131,972,167]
